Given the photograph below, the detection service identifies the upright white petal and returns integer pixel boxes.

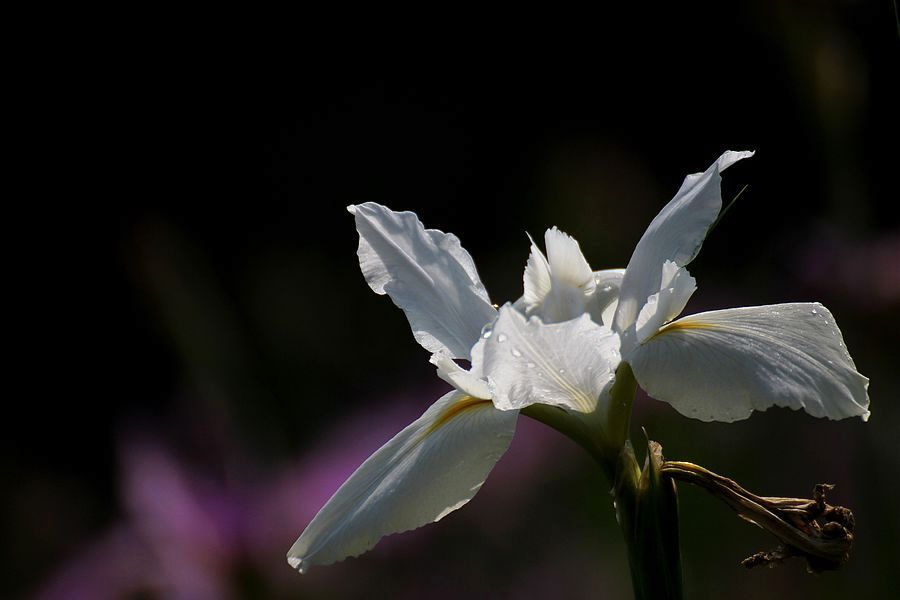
[613,151,754,335]
[541,228,596,323]
[287,390,517,572]
[634,261,697,344]
[480,305,621,414]
[545,227,594,289]
[522,234,552,309]
[349,203,497,359]
[521,228,602,324]
[627,303,870,422]
[509,277,625,330]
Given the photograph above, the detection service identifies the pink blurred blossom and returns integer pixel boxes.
[36,383,575,598]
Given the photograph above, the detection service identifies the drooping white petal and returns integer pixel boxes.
[634,261,697,344]
[287,390,517,573]
[349,203,497,359]
[613,151,754,335]
[480,305,621,414]
[430,352,492,400]
[627,303,870,422]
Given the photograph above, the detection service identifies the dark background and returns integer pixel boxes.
[7,3,898,598]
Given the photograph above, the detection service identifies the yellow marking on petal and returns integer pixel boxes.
[655,319,719,337]
[424,396,492,438]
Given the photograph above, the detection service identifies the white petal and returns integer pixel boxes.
[613,151,754,335]
[287,390,517,572]
[430,352,492,399]
[634,261,697,344]
[587,268,626,327]
[522,233,552,309]
[349,203,497,359]
[525,228,597,323]
[600,300,618,329]
[545,227,594,289]
[480,305,621,413]
[627,303,870,422]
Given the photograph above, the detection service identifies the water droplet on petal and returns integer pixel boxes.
[558,368,566,374]
[481,323,493,339]
[811,308,818,315]
[511,349,522,357]
[527,362,536,369]
[497,333,507,343]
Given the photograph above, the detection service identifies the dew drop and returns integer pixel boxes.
[811,308,818,315]
[497,333,507,343]
[527,362,536,369]
[511,349,522,357]
[481,323,493,339]
[558,368,566,374]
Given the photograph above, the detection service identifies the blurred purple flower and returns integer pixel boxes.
[35,437,233,600]
[36,383,574,598]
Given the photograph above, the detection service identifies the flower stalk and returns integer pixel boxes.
[607,365,684,600]
[525,364,685,599]
[613,439,684,600]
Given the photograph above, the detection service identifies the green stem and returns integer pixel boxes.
[606,365,683,598]
[522,363,684,599]
[614,438,683,600]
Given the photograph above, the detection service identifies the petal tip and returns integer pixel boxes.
[287,555,307,574]
[717,150,755,173]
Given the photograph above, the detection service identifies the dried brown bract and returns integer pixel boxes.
[660,461,854,573]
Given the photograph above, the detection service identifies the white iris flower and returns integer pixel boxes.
[287,151,869,574]
[483,150,870,423]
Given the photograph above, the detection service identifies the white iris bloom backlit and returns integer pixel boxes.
[287,151,869,574]
[482,150,869,422]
